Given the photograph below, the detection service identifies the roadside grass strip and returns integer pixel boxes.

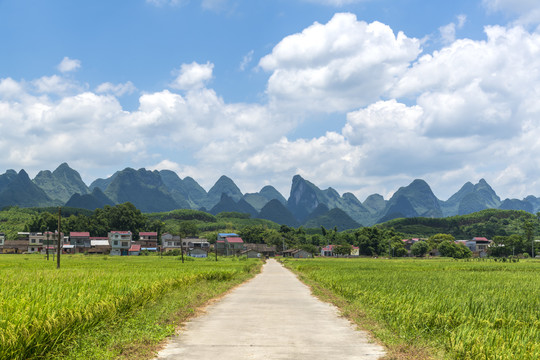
[0,255,260,360]
[283,258,540,360]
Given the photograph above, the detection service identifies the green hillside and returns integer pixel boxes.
[379,209,536,238]
[304,208,361,231]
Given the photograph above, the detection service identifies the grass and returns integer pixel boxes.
[282,257,540,360]
[0,254,261,359]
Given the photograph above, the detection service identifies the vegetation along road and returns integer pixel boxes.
[0,255,261,360]
[283,257,540,360]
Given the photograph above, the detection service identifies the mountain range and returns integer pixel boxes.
[1,163,539,230]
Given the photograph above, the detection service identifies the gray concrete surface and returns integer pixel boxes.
[155,259,385,360]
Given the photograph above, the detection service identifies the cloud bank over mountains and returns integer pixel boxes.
[2,8,540,201]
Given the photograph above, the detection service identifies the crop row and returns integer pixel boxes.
[0,255,259,359]
[284,258,540,360]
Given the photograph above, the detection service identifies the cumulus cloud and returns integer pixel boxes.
[4,18,540,200]
[170,62,214,90]
[32,75,83,95]
[483,0,540,26]
[0,78,25,98]
[259,13,421,113]
[238,20,540,199]
[95,81,136,96]
[57,57,81,73]
[393,25,540,141]
[0,71,290,185]
[439,14,466,44]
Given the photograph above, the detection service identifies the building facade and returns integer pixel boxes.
[108,231,132,256]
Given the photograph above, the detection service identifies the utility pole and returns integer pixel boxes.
[46,230,50,261]
[180,238,185,263]
[57,207,61,269]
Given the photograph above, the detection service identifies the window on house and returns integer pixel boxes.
[122,242,128,247]
[114,240,118,246]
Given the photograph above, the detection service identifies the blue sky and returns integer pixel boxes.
[1,0,540,201]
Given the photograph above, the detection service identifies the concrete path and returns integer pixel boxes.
[155,259,385,360]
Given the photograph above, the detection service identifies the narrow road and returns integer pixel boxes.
[155,259,385,360]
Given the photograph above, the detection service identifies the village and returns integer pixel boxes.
[0,231,314,259]
[0,230,493,258]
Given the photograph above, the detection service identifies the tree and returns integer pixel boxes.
[428,233,455,250]
[411,241,429,257]
[438,240,457,258]
[388,235,407,257]
[178,221,198,237]
[333,244,352,256]
[299,244,318,256]
[523,220,535,256]
[239,225,267,244]
[439,240,472,259]
[264,229,284,252]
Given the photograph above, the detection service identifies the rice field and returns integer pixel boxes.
[0,255,260,360]
[283,258,540,360]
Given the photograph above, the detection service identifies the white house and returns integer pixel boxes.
[108,231,132,256]
[161,233,182,252]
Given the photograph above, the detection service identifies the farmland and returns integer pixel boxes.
[283,258,540,360]
[0,255,261,360]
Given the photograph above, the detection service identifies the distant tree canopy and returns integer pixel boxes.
[438,240,472,259]
[411,241,429,257]
[25,202,161,238]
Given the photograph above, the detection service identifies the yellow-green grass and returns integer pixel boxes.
[0,255,260,359]
[283,258,540,360]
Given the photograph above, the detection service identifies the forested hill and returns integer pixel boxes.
[378,209,537,239]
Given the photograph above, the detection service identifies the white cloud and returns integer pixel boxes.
[259,13,421,113]
[57,57,81,73]
[170,62,214,90]
[148,159,184,174]
[240,50,254,71]
[5,19,540,201]
[0,78,24,98]
[32,75,83,95]
[439,15,466,44]
[201,0,227,11]
[95,81,136,96]
[483,0,540,26]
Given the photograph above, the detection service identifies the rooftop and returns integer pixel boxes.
[70,232,90,237]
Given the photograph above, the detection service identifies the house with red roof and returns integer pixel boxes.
[70,232,91,253]
[137,232,158,247]
[128,244,141,256]
[321,244,359,257]
[216,233,244,255]
[466,237,492,256]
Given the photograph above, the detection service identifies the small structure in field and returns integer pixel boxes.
[128,244,141,256]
